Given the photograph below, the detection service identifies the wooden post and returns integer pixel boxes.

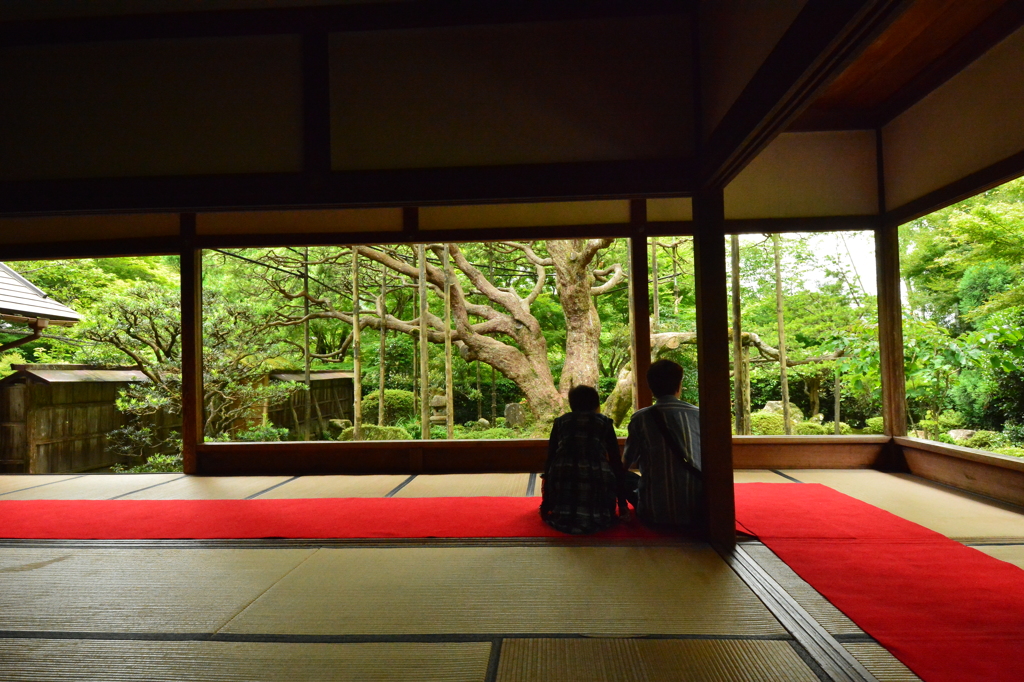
[179,213,203,474]
[351,248,362,440]
[418,244,430,440]
[876,129,907,437]
[877,222,907,436]
[772,234,792,435]
[443,245,454,439]
[629,199,652,409]
[378,263,388,426]
[693,189,735,552]
[730,234,747,435]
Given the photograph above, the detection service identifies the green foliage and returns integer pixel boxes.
[207,424,290,443]
[1003,422,1024,445]
[794,421,829,435]
[339,425,411,441]
[993,446,1024,458]
[964,430,1010,451]
[864,417,885,435]
[937,410,964,430]
[362,389,416,426]
[0,351,27,379]
[110,454,183,474]
[822,421,853,435]
[454,427,516,440]
[750,413,785,435]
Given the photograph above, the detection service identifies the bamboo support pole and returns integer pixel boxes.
[730,234,748,435]
[443,245,454,439]
[772,233,792,435]
[418,244,430,440]
[351,248,363,440]
[378,264,388,426]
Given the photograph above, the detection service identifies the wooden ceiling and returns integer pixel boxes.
[790,0,1024,131]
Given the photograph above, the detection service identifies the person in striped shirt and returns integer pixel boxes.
[622,359,703,529]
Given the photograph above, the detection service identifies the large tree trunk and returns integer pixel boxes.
[547,240,604,395]
[772,234,793,435]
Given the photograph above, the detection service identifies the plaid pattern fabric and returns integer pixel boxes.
[540,411,625,535]
[622,396,702,527]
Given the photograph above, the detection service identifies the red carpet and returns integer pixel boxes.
[735,483,1024,682]
[0,496,667,540]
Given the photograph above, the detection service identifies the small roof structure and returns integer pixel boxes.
[0,262,81,324]
[0,364,148,386]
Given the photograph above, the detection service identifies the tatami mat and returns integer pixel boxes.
[0,475,84,496]
[221,546,787,636]
[843,642,921,681]
[495,638,817,682]
[254,475,410,499]
[118,476,291,500]
[393,474,531,498]
[0,639,492,682]
[0,474,184,500]
[0,548,314,633]
[734,470,794,484]
[779,469,1024,539]
[742,543,862,636]
[974,544,1024,570]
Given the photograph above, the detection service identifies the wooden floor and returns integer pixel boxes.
[1,469,1021,680]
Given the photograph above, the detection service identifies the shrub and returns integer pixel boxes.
[822,421,853,435]
[750,412,785,435]
[937,410,964,431]
[111,454,183,474]
[235,424,289,442]
[965,430,1010,451]
[794,422,829,435]
[993,446,1024,458]
[457,428,516,440]
[863,417,885,435]
[338,424,411,441]
[1003,422,1024,445]
[361,389,416,426]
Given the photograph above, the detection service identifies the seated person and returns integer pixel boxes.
[622,359,702,528]
[540,385,630,534]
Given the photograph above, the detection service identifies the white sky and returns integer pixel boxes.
[736,231,877,296]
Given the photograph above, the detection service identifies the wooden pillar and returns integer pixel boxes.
[629,199,652,410]
[179,213,203,475]
[876,222,907,436]
[693,189,735,552]
[876,129,907,437]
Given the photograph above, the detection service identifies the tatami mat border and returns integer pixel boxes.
[0,630,794,644]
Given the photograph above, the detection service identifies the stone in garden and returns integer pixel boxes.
[505,403,526,427]
[430,395,447,409]
[477,418,490,429]
[948,429,976,443]
[329,419,352,436]
[761,401,804,422]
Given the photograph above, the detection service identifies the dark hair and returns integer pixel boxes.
[647,359,684,397]
[567,385,601,412]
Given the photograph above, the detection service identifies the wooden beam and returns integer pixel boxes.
[692,188,734,552]
[301,32,331,177]
[179,213,203,474]
[0,159,694,216]
[0,237,180,262]
[629,199,652,410]
[0,0,691,47]
[701,0,910,189]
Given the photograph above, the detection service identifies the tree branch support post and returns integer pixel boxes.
[693,190,735,553]
[352,248,362,440]
[179,213,203,474]
[629,199,652,410]
[418,244,430,440]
